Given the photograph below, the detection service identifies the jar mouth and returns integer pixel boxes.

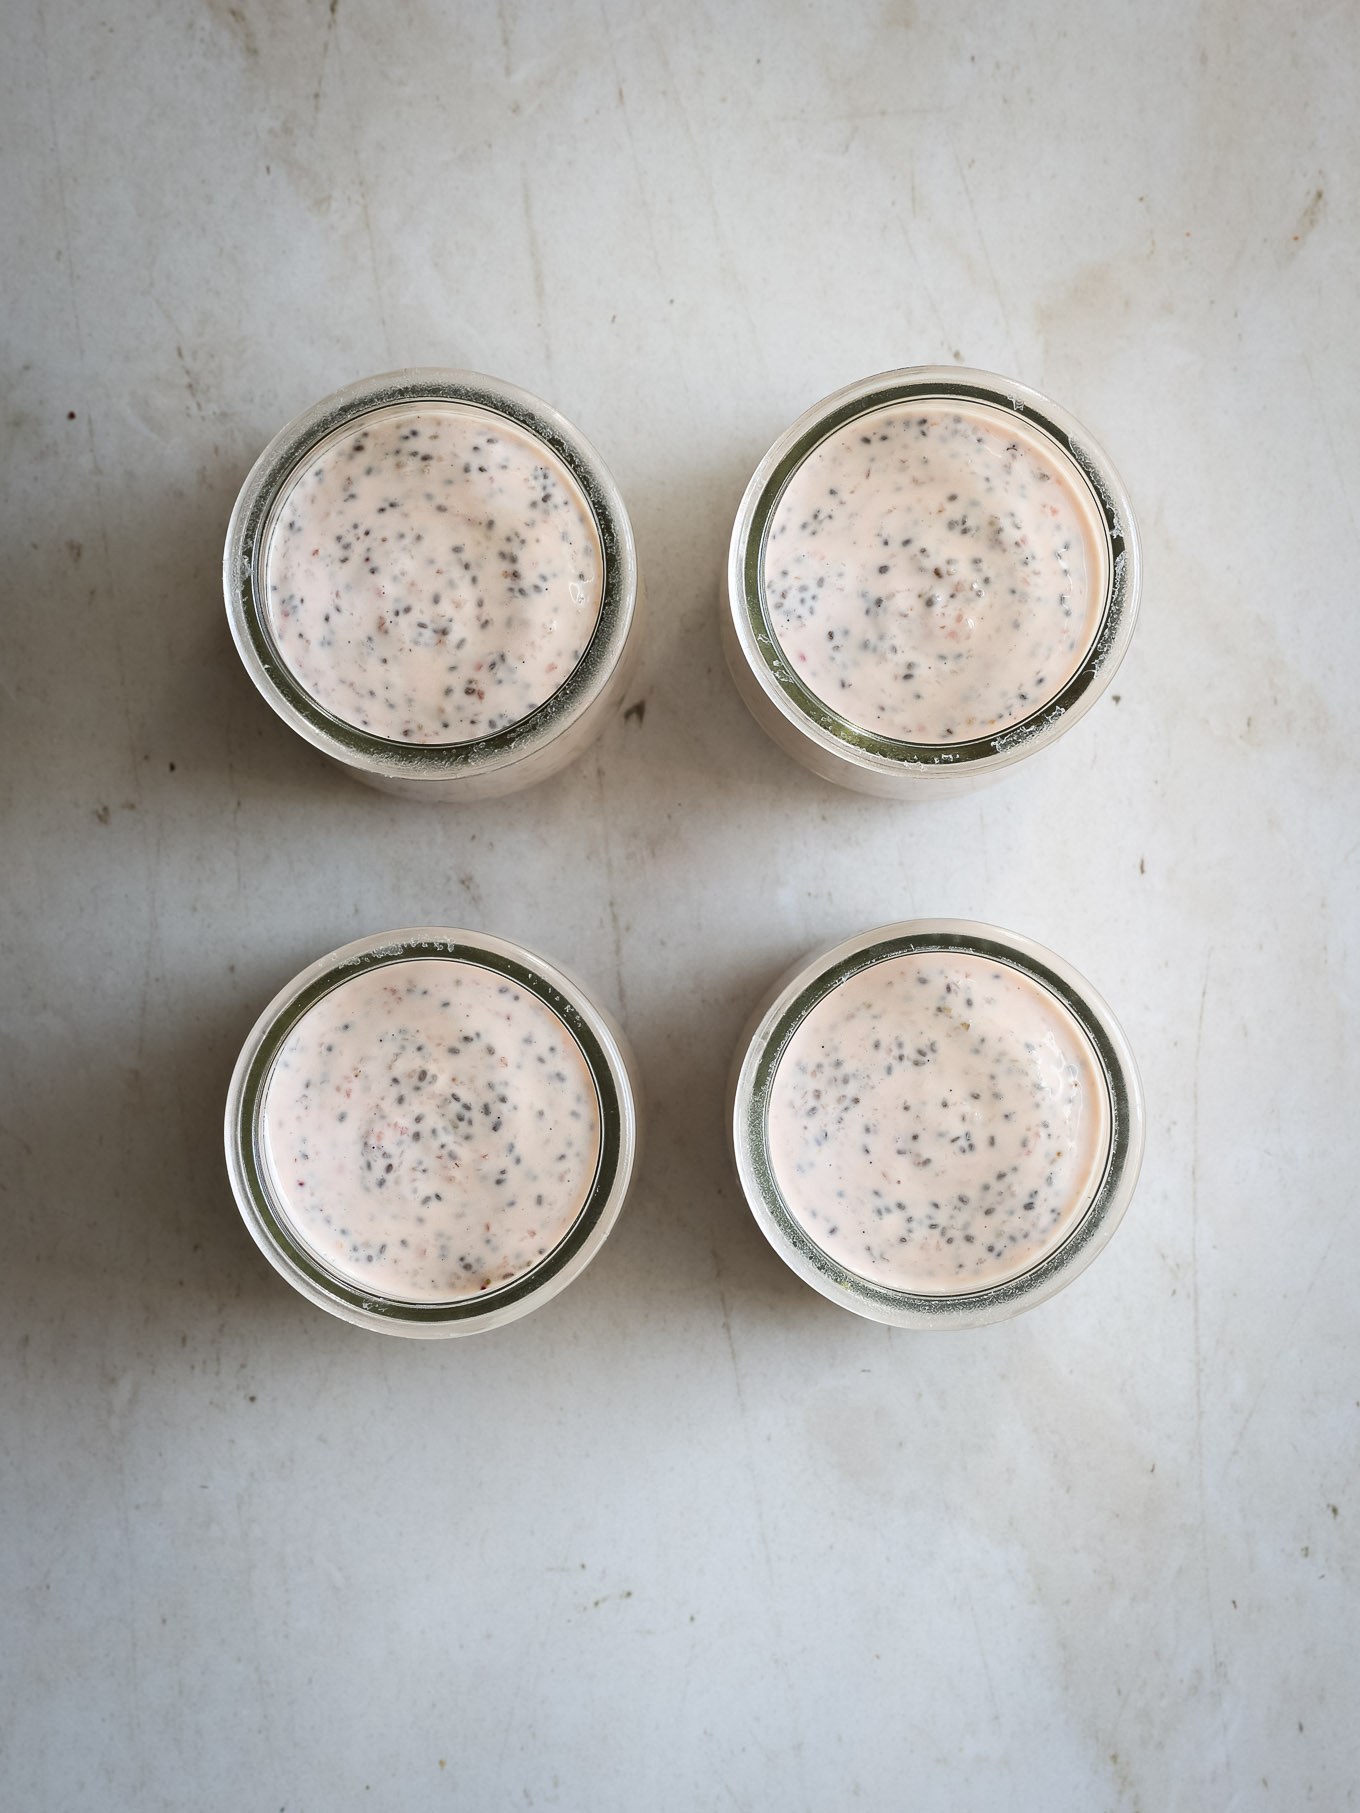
[225,371,637,779]
[734,923,1142,1324]
[227,932,633,1328]
[730,368,1139,773]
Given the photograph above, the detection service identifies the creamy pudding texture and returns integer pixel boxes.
[763,401,1106,743]
[262,958,602,1300]
[264,402,603,742]
[766,953,1108,1292]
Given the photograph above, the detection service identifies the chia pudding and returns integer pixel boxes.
[762,401,1106,744]
[260,957,602,1300]
[765,952,1108,1293]
[725,369,1139,797]
[225,371,642,801]
[263,401,604,743]
[730,921,1144,1326]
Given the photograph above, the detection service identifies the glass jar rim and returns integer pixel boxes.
[726,366,1141,778]
[225,928,640,1333]
[224,369,639,783]
[731,919,1145,1327]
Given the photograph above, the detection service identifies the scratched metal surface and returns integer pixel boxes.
[2,2,1357,1807]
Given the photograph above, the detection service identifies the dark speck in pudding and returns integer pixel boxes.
[264,403,604,744]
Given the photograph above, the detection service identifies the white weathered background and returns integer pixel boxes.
[3,2,1357,1807]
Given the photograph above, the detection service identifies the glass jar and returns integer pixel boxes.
[728,920,1143,1327]
[224,369,642,800]
[225,928,643,1336]
[724,367,1140,797]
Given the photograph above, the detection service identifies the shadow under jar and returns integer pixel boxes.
[225,370,642,800]
[225,929,643,1336]
[729,921,1144,1328]
[724,367,1140,797]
